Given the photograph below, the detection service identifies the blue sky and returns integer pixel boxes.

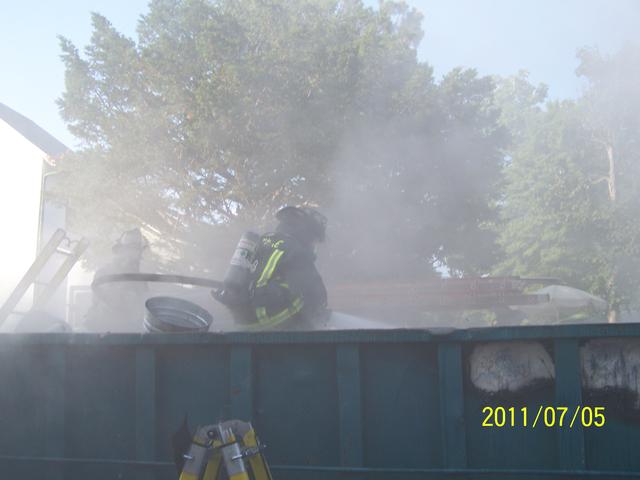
[1,0,639,148]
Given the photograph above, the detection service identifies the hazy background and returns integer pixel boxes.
[2,0,640,328]
[2,0,640,149]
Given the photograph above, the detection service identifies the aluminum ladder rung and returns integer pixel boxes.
[0,229,88,326]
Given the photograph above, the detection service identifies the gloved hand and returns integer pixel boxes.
[211,288,248,308]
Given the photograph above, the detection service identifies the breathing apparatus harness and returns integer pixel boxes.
[215,207,327,327]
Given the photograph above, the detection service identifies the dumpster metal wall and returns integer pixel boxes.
[1,324,640,479]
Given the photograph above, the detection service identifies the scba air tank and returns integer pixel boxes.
[223,231,260,291]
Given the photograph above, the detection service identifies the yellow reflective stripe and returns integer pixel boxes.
[264,249,284,283]
[291,297,303,314]
[252,309,287,329]
[255,307,268,324]
[267,308,294,325]
[256,249,284,288]
[251,296,304,330]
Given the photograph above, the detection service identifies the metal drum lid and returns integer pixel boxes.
[144,296,212,333]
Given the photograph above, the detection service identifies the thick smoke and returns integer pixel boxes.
[13,2,639,331]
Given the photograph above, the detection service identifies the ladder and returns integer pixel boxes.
[0,229,88,326]
[179,420,273,480]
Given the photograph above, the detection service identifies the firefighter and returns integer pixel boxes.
[216,206,328,330]
[83,228,149,332]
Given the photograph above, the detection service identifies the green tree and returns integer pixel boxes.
[54,0,506,280]
[496,46,640,321]
[576,45,640,321]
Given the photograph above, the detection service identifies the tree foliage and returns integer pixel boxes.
[55,0,506,279]
[496,46,640,318]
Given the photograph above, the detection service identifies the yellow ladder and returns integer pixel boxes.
[179,420,273,480]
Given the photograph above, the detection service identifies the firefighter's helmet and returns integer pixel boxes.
[276,206,327,243]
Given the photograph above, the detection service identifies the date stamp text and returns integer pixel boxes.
[482,406,606,428]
